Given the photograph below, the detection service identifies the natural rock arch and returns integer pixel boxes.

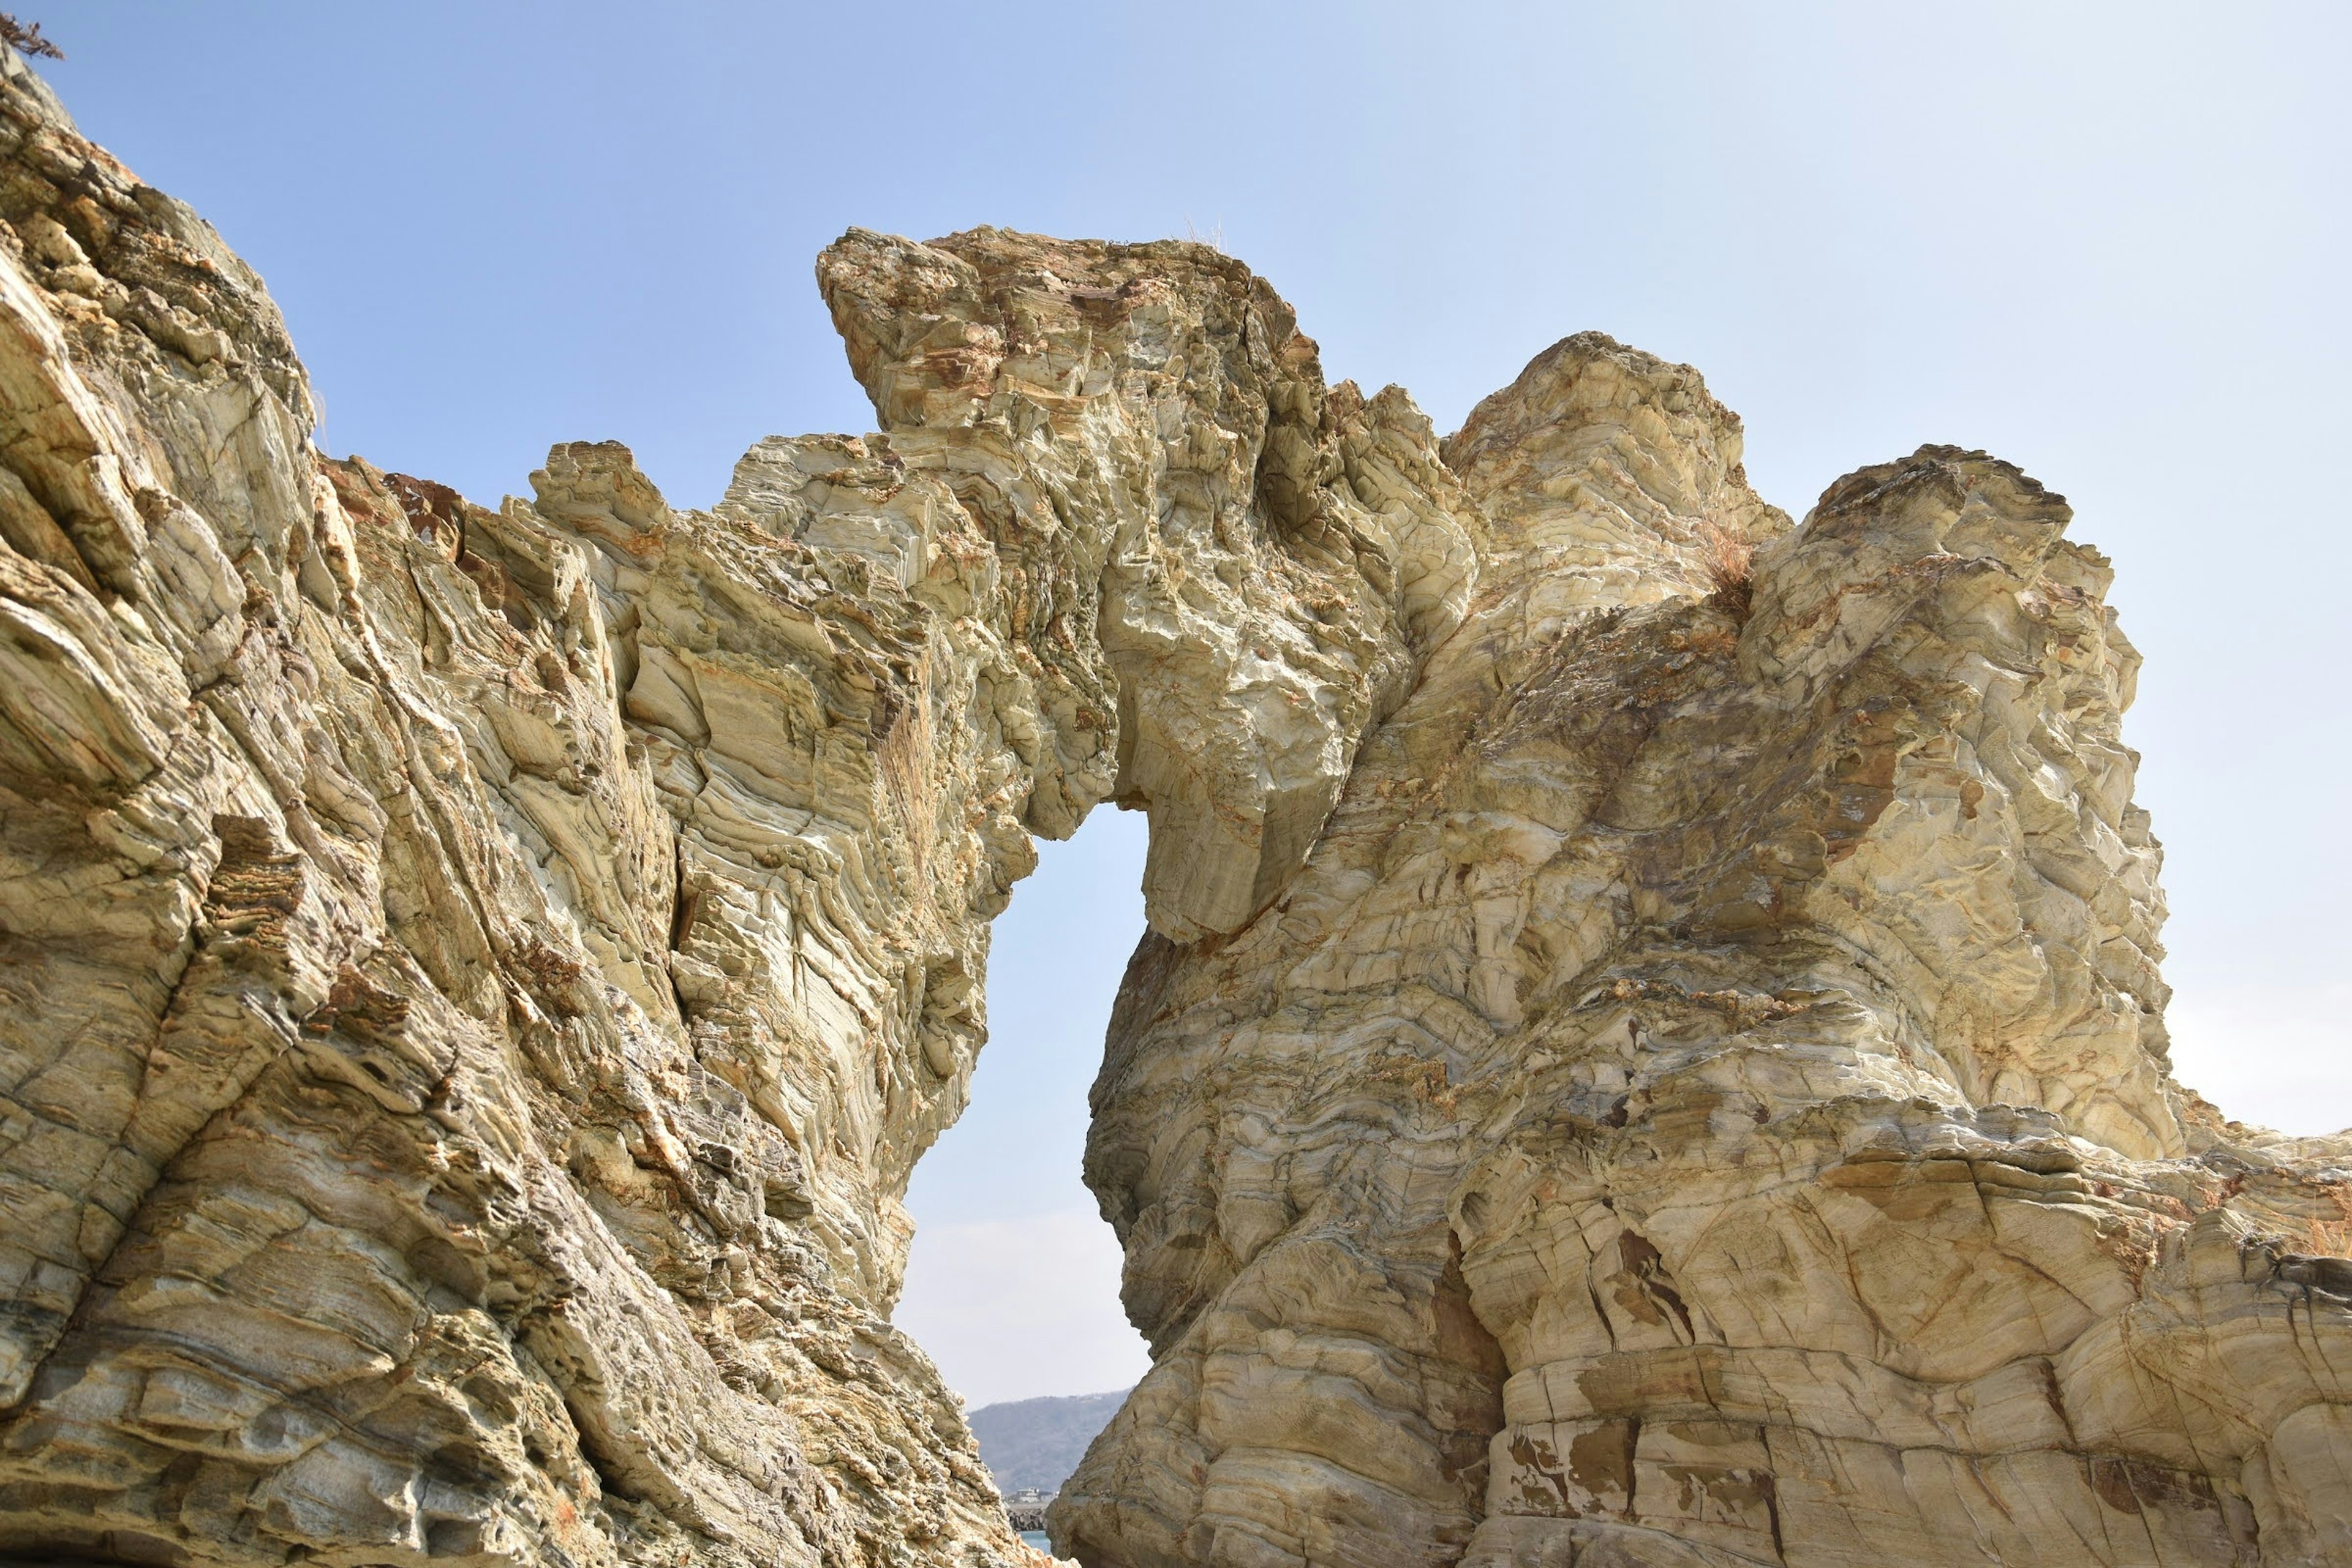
[0,46,2347,1568]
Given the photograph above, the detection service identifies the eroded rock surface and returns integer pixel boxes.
[1056,353,2352,1567]
[0,41,2342,1568]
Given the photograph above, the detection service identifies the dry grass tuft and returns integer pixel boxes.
[2306,1216,2352,1258]
[0,13,61,59]
[1695,519,1754,619]
[1181,217,1226,254]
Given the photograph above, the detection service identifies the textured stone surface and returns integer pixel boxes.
[0,40,2345,1568]
[0,48,1467,1568]
[1055,350,2352,1567]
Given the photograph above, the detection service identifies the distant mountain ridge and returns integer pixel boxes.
[967,1389,1130,1494]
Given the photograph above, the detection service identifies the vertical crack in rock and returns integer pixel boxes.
[0,40,2345,1568]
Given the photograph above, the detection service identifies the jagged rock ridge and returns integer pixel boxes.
[0,43,2343,1568]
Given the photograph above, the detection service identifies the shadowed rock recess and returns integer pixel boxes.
[0,47,2345,1568]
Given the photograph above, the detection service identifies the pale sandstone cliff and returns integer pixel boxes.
[0,43,2343,1568]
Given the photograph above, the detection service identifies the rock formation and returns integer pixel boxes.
[0,42,2343,1568]
[1055,361,2352,1567]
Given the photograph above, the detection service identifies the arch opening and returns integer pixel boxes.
[895,809,1151,1412]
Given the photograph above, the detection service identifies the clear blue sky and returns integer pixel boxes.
[40,1,2351,1405]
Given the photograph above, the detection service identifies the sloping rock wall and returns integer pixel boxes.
[0,48,1472,1568]
[0,43,2343,1568]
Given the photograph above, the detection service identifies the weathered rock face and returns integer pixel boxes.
[0,50,1470,1568]
[0,42,2343,1568]
[1057,358,2352,1567]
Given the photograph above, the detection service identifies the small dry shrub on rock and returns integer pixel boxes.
[0,15,60,59]
[1696,518,1754,619]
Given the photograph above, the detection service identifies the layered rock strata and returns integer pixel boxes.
[0,48,1470,1568]
[0,42,2343,1568]
[1058,346,2352,1567]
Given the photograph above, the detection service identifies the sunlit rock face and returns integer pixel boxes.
[1059,352,2352,1567]
[0,48,1469,1568]
[0,40,2345,1568]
